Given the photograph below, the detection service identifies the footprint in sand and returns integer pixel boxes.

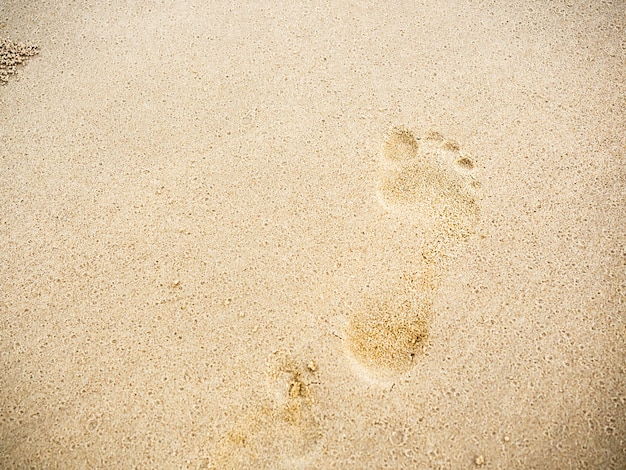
[378,128,479,241]
[345,127,480,378]
[210,351,320,469]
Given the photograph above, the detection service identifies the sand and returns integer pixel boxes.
[1,0,624,468]
[0,36,39,85]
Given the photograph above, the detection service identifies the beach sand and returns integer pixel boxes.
[1,1,624,468]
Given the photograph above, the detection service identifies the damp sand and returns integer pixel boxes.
[1,1,624,468]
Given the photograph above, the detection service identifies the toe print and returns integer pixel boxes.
[381,127,420,162]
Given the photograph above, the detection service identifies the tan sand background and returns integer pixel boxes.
[1,0,625,468]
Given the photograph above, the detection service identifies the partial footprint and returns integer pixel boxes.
[378,127,479,240]
[345,284,432,376]
[210,351,320,469]
[345,127,480,378]
[381,127,420,162]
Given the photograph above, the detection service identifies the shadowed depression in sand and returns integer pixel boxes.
[345,128,480,377]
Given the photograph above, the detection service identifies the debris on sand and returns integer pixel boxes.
[0,37,39,85]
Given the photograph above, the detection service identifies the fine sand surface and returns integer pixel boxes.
[1,1,625,468]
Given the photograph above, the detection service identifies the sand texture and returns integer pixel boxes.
[1,1,625,468]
